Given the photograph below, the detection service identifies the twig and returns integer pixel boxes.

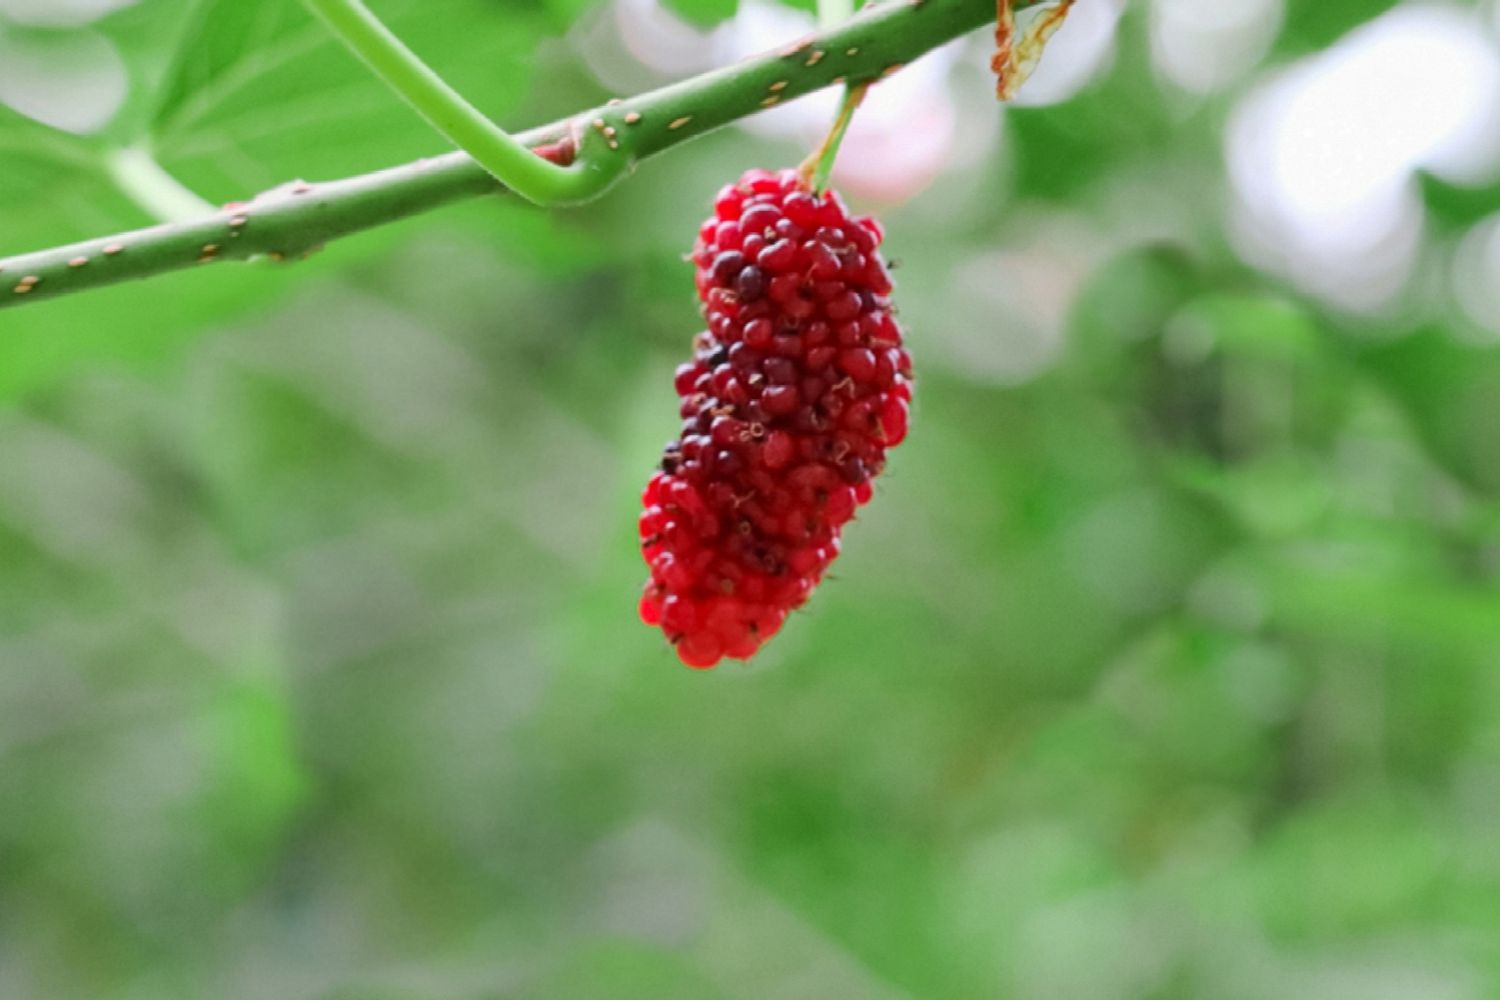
[0,0,1037,311]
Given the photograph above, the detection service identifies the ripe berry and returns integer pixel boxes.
[639,168,911,669]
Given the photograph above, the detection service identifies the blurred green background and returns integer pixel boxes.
[3,0,1500,997]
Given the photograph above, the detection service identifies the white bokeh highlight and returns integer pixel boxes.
[1452,211,1500,339]
[581,0,990,202]
[1151,0,1283,95]
[0,0,136,29]
[0,26,126,134]
[579,0,1123,200]
[1226,6,1500,312]
[686,0,974,201]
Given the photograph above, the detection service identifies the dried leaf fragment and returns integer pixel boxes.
[993,0,1075,100]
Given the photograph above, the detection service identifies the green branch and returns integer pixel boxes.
[0,0,1035,311]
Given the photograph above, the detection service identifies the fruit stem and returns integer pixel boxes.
[298,0,623,206]
[799,82,870,194]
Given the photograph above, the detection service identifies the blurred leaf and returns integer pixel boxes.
[661,0,737,27]
[536,942,726,1000]
[151,0,544,193]
[1266,543,1500,656]
[1068,242,1202,375]
[1179,293,1323,365]
[0,105,98,192]
[1278,0,1400,54]
[0,105,135,256]
[1419,168,1500,229]
[91,0,214,142]
[195,679,309,884]
[1004,14,1173,204]
[149,0,303,134]
[0,0,138,28]
[1359,325,1500,496]
[1177,453,1334,539]
[1255,794,1450,940]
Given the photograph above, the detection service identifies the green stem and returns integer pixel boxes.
[1,0,1042,311]
[809,0,864,192]
[803,82,869,194]
[104,146,217,224]
[298,0,620,206]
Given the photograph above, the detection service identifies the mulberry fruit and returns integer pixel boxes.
[639,168,912,668]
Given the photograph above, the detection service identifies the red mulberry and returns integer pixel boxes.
[639,168,912,669]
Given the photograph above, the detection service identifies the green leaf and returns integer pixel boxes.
[150,0,305,135]
[0,107,126,252]
[149,0,547,195]
[89,0,215,143]
[0,0,566,402]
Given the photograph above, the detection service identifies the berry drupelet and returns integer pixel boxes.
[639,168,912,668]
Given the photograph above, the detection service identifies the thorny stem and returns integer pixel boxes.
[0,0,1045,312]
